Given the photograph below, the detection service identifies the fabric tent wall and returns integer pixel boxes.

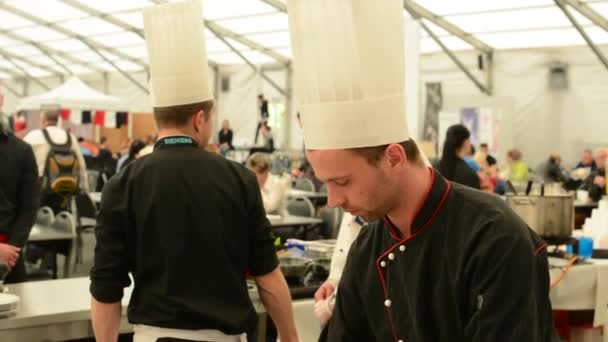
[214,65,292,149]
[421,44,608,169]
[2,46,608,165]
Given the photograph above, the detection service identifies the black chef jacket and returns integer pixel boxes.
[326,169,558,342]
[90,136,278,334]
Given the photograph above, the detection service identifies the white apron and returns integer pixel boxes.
[133,324,247,342]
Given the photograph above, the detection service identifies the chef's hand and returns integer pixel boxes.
[314,299,333,327]
[594,176,606,188]
[314,281,335,301]
[0,244,20,269]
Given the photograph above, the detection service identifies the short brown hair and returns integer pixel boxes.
[43,110,60,123]
[246,152,271,173]
[153,100,214,128]
[507,149,522,161]
[352,139,422,166]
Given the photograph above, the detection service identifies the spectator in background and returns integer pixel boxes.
[565,149,597,191]
[261,122,274,152]
[144,133,156,146]
[254,94,270,144]
[463,145,481,172]
[575,149,597,171]
[0,111,40,283]
[98,137,111,157]
[116,138,132,172]
[12,111,27,139]
[473,150,495,193]
[218,119,234,155]
[118,139,146,172]
[502,149,530,183]
[118,138,131,157]
[246,152,290,216]
[437,124,480,189]
[96,136,117,185]
[478,143,497,166]
[258,94,269,122]
[77,137,92,157]
[138,133,157,157]
[593,147,607,171]
[250,122,275,156]
[580,148,607,202]
[537,154,565,183]
[24,110,89,211]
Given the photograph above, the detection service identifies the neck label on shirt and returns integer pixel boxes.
[154,136,198,151]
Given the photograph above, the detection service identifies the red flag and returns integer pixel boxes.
[60,108,70,121]
[94,110,105,126]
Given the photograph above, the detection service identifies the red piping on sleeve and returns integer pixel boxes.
[535,243,548,255]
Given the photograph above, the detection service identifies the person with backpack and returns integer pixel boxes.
[24,109,89,213]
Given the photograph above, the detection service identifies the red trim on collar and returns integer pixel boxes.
[383,168,437,241]
[374,178,452,342]
[535,243,548,255]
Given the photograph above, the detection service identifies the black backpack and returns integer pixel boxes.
[41,128,80,198]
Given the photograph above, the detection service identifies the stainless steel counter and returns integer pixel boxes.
[0,277,264,342]
[268,215,323,228]
[28,224,75,242]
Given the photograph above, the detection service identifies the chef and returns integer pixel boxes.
[89,1,298,342]
[286,0,559,341]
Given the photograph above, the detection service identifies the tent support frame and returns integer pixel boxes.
[1,80,22,97]
[555,0,608,71]
[560,0,608,32]
[419,21,493,95]
[0,52,51,91]
[80,40,149,94]
[0,3,146,69]
[404,1,493,54]
[209,26,287,96]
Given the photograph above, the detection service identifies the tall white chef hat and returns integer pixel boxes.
[143,0,213,108]
[287,0,409,149]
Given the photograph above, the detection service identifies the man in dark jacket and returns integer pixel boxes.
[579,148,607,202]
[0,111,40,283]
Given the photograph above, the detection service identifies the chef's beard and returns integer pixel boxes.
[357,209,385,223]
[357,172,400,222]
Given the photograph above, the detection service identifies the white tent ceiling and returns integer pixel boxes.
[0,0,606,80]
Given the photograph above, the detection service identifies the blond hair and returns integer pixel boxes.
[246,152,271,173]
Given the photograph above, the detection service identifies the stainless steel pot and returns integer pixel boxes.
[506,194,574,239]
[279,256,312,278]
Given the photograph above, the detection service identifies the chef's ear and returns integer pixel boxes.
[385,143,406,168]
[192,110,205,132]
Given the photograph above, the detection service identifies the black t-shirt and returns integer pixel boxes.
[260,100,269,120]
[90,136,278,334]
[0,133,39,247]
[326,172,558,342]
[218,129,233,147]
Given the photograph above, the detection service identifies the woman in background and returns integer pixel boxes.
[437,124,481,189]
[118,139,146,172]
[246,152,290,216]
[218,119,234,153]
